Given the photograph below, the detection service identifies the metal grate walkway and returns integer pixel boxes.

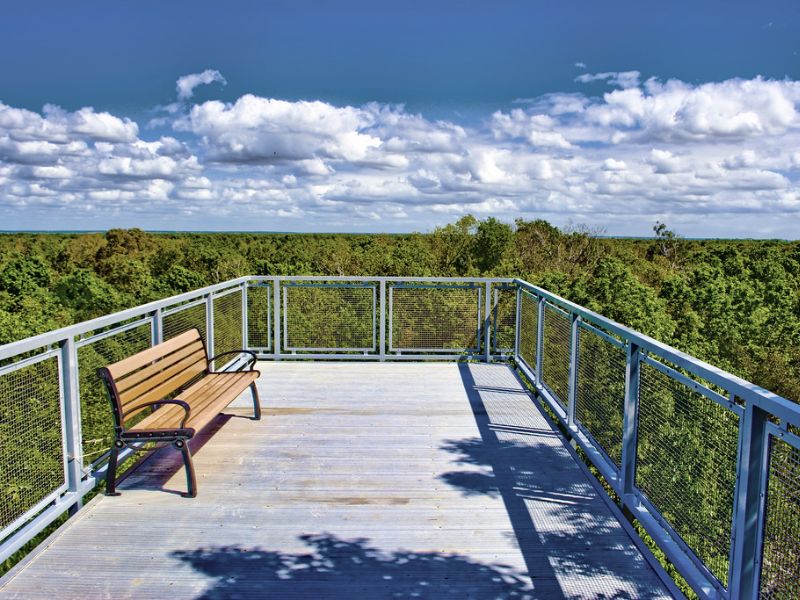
[0,363,673,599]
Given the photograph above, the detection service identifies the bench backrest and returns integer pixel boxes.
[97,328,209,431]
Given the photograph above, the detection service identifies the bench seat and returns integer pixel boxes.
[128,371,259,435]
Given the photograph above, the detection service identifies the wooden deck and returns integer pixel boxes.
[0,362,673,599]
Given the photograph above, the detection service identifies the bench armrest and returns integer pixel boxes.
[120,427,195,441]
[122,399,192,428]
[208,350,257,373]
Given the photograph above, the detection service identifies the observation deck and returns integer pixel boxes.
[0,276,797,599]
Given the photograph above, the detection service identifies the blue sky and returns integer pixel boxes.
[1,1,799,236]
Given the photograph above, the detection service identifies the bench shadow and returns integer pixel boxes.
[120,413,234,495]
[172,532,535,599]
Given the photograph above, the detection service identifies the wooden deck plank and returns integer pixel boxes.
[0,362,673,599]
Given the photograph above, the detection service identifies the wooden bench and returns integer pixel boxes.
[97,328,261,498]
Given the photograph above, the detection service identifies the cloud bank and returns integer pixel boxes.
[1,71,799,236]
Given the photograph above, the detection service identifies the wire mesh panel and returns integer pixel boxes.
[0,353,66,532]
[163,301,207,343]
[284,283,375,352]
[759,434,800,599]
[213,289,244,357]
[541,304,571,408]
[575,324,626,466]
[636,359,739,587]
[492,286,516,353]
[76,321,152,466]
[389,284,481,353]
[247,284,271,351]
[518,291,538,371]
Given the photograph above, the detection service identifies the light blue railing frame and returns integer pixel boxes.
[0,274,797,600]
[0,276,510,566]
[513,279,799,600]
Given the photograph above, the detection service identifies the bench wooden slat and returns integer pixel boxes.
[130,372,258,432]
[117,347,207,408]
[115,340,206,394]
[121,361,207,419]
[178,371,257,416]
[106,329,200,379]
[136,372,257,430]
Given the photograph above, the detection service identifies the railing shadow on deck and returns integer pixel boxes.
[445,363,667,599]
[172,533,534,600]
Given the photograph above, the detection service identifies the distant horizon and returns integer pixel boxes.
[0,228,795,243]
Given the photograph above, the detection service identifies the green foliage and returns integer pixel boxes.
[649,221,685,269]
[579,257,677,340]
[473,217,513,272]
[0,255,51,297]
[54,269,123,319]
[160,265,207,293]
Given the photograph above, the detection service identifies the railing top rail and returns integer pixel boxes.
[0,276,512,362]
[249,275,514,283]
[514,278,800,424]
[2,273,795,423]
[0,276,251,361]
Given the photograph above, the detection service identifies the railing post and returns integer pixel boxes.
[729,401,769,600]
[388,283,394,354]
[535,297,545,386]
[241,281,249,351]
[484,281,492,363]
[60,336,84,513]
[151,308,163,345]
[379,279,386,361]
[514,286,521,359]
[567,314,580,431]
[273,277,281,359]
[620,342,641,499]
[205,293,215,362]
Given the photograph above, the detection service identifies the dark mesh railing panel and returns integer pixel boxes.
[284,285,374,351]
[541,304,571,408]
[0,354,65,530]
[575,327,626,466]
[390,285,481,352]
[163,302,207,342]
[759,435,800,599]
[247,284,271,350]
[213,290,244,357]
[77,323,152,466]
[492,287,516,353]
[518,291,538,370]
[636,360,739,587]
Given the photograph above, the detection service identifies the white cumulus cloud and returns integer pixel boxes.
[176,69,227,101]
[2,72,800,237]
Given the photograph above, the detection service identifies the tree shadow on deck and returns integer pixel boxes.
[172,533,534,599]
[438,363,668,599]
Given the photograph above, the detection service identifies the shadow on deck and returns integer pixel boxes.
[0,362,673,599]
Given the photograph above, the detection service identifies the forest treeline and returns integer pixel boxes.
[0,216,798,403]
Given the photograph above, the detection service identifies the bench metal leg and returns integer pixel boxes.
[105,441,122,496]
[250,382,261,420]
[175,439,197,498]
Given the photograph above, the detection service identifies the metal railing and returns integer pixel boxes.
[0,275,797,600]
[513,280,800,600]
